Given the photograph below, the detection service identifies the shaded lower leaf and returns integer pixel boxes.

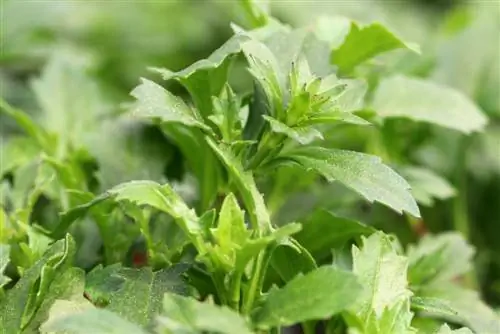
[294,210,375,262]
[106,265,189,327]
[158,293,253,334]
[40,307,148,334]
[254,266,362,328]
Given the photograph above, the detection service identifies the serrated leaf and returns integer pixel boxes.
[254,266,362,328]
[436,324,474,334]
[294,210,376,262]
[105,265,188,327]
[407,232,474,286]
[0,235,75,332]
[278,147,420,217]
[151,34,249,118]
[158,293,253,334]
[130,78,210,131]
[347,232,413,331]
[331,22,419,74]
[0,244,11,289]
[58,180,201,239]
[206,138,271,231]
[264,115,323,145]
[372,76,488,134]
[40,307,148,334]
[399,166,456,206]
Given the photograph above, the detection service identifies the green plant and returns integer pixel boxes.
[0,1,498,333]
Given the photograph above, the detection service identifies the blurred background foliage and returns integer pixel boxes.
[1,0,499,306]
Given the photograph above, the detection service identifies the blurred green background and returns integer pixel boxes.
[1,0,499,306]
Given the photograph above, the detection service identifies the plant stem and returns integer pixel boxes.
[212,271,228,305]
[242,250,266,314]
[303,321,316,334]
[229,270,243,311]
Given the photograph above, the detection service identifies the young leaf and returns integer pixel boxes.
[277,147,420,217]
[41,307,149,334]
[331,22,419,74]
[157,293,254,334]
[0,136,40,178]
[347,232,413,332]
[399,166,456,206]
[130,78,210,132]
[263,115,323,145]
[407,232,475,286]
[294,210,376,262]
[106,265,189,327]
[151,33,249,117]
[371,75,488,134]
[254,266,362,328]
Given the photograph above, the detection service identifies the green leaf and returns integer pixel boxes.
[0,98,53,153]
[294,210,376,262]
[419,284,500,334]
[411,296,459,319]
[254,266,362,328]
[23,267,87,332]
[130,78,210,132]
[105,265,188,327]
[269,238,317,283]
[157,293,254,334]
[151,34,249,117]
[58,180,201,239]
[206,138,271,232]
[399,166,456,206]
[0,244,11,289]
[84,264,125,307]
[40,298,94,333]
[278,147,420,217]
[0,235,75,332]
[407,232,474,286]
[347,232,413,332]
[0,136,40,178]
[371,75,488,134]
[40,307,149,334]
[331,22,419,74]
[436,324,473,334]
[31,55,108,151]
[87,118,172,190]
[264,115,323,145]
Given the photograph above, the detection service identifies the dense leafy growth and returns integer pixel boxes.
[1,0,499,333]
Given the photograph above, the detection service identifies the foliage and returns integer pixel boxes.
[0,0,498,333]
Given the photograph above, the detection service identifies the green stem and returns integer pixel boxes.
[242,251,266,314]
[229,271,243,311]
[303,321,316,334]
[453,136,477,288]
[212,271,228,305]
